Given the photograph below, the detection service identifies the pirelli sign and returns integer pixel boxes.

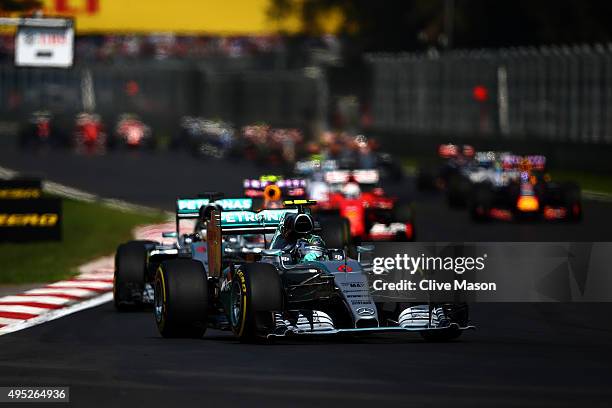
[0,179,62,242]
[0,178,42,200]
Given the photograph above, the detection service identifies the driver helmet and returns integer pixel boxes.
[342,181,361,199]
[297,236,326,262]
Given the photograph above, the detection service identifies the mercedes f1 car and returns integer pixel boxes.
[113,195,259,310]
[151,199,472,341]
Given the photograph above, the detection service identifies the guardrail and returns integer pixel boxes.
[367,44,612,144]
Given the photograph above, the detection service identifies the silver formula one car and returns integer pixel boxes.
[152,199,474,342]
[113,195,262,311]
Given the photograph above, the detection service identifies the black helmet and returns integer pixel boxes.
[281,213,314,239]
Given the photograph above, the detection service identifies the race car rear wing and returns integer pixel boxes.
[438,143,459,158]
[176,197,254,219]
[294,159,338,175]
[205,206,297,277]
[501,155,547,171]
[243,176,306,198]
[474,151,512,164]
[324,169,379,185]
[438,143,475,159]
[216,209,296,234]
[174,196,254,237]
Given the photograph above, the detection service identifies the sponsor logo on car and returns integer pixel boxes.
[356,307,376,316]
[177,198,253,213]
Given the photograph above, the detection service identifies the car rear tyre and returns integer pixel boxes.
[562,183,582,222]
[154,259,208,338]
[447,175,470,208]
[318,216,351,249]
[470,184,493,222]
[393,205,415,241]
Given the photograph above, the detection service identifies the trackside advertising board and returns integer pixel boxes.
[0,198,62,242]
[0,178,42,200]
[15,25,75,68]
[0,178,62,242]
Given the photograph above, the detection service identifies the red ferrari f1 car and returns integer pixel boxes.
[314,169,415,243]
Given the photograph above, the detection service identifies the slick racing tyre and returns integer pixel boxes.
[393,205,415,241]
[154,259,208,338]
[416,167,435,191]
[113,240,155,311]
[230,263,283,342]
[318,216,351,249]
[447,175,471,208]
[470,183,493,222]
[562,183,582,222]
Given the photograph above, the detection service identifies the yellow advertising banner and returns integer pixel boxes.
[36,0,302,34]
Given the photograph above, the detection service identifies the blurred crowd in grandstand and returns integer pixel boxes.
[0,34,295,61]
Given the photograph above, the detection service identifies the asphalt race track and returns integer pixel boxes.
[1,141,612,407]
[1,302,611,407]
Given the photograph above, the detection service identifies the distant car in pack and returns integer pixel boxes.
[241,124,302,166]
[113,195,258,310]
[243,174,307,208]
[416,143,475,191]
[314,168,415,243]
[73,112,107,155]
[333,135,405,181]
[469,155,582,222]
[174,117,235,158]
[109,114,153,150]
[445,150,512,207]
[18,111,61,150]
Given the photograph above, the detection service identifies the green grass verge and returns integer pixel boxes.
[0,199,166,284]
[402,157,612,195]
[548,170,612,195]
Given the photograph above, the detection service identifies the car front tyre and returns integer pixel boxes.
[154,259,208,338]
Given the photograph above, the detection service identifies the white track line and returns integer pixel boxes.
[0,166,17,179]
[0,165,164,214]
[0,293,113,336]
[583,190,612,203]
